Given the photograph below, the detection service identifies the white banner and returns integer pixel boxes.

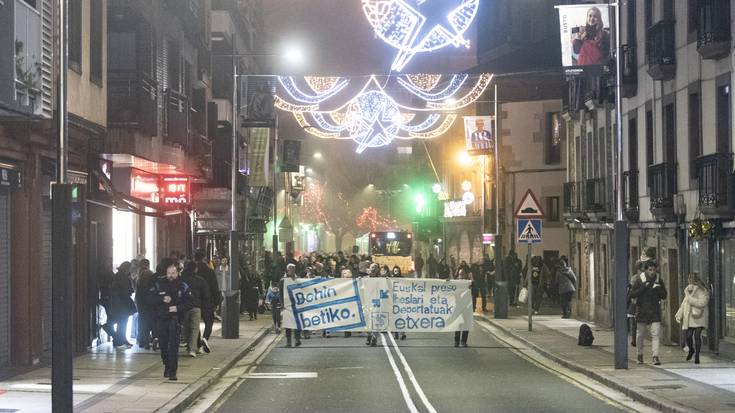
[556,4,611,75]
[283,278,473,332]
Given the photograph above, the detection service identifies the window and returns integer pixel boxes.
[69,0,82,72]
[663,0,674,21]
[687,0,699,35]
[644,0,653,28]
[645,109,654,166]
[716,79,731,154]
[689,92,701,179]
[597,126,605,178]
[90,0,103,85]
[627,0,637,44]
[628,116,638,171]
[166,39,181,92]
[663,102,676,164]
[546,197,560,222]
[545,113,562,165]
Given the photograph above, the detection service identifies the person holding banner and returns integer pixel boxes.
[454,268,471,347]
[366,263,383,347]
[280,264,302,347]
[391,266,407,341]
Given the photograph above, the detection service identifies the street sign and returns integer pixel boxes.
[517,219,542,244]
[514,189,545,218]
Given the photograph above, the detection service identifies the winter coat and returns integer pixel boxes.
[146,276,194,320]
[197,262,221,310]
[242,276,261,313]
[134,269,156,313]
[181,271,210,309]
[629,272,667,323]
[675,284,709,330]
[109,271,136,319]
[557,266,577,294]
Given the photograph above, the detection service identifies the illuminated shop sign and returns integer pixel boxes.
[443,199,467,218]
[129,169,190,205]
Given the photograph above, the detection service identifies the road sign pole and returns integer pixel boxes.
[527,242,532,332]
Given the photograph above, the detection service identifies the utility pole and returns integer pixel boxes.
[612,1,629,370]
[52,0,74,410]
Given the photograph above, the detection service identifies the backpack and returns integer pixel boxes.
[578,323,594,346]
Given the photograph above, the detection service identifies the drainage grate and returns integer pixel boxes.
[642,384,684,390]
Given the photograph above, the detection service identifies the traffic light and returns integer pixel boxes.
[414,193,427,214]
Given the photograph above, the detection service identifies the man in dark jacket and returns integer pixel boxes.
[556,256,576,318]
[629,260,666,365]
[135,259,156,349]
[414,252,424,278]
[503,251,522,306]
[194,251,219,351]
[147,263,193,381]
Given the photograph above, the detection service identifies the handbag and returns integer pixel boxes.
[518,287,528,304]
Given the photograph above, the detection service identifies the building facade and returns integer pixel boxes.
[563,0,735,354]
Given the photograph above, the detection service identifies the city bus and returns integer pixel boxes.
[369,231,414,275]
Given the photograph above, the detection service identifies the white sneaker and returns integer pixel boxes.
[197,347,204,355]
[188,351,197,358]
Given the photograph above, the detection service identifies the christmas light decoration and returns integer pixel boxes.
[275,73,493,153]
[356,206,399,232]
[362,0,480,71]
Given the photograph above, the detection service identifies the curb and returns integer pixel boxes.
[159,326,272,413]
[477,315,699,413]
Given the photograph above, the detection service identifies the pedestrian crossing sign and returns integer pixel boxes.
[517,219,542,244]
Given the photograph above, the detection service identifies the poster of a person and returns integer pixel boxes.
[464,116,495,155]
[557,4,611,73]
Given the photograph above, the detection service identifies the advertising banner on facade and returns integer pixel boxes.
[463,116,495,156]
[282,278,473,332]
[248,128,270,187]
[556,4,612,75]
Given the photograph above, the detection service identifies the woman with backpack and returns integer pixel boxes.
[675,273,709,364]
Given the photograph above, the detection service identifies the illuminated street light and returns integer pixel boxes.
[461,180,472,192]
[282,44,306,66]
[463,191,475,204]
[432,183,442,194]
[313,152,323,159]
[458,150,473,166]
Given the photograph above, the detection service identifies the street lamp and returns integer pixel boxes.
[217,40,306,339]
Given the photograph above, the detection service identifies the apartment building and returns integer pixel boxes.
[563,0,735,354]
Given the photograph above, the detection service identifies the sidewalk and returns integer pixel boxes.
[0,316,272,413]
[478,305,735,413]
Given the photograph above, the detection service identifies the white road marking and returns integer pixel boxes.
[243,372,318,379]
[387,332,438,413]
[381,333,420,413]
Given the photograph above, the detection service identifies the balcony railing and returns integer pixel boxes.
[165,89,189,147]
[108,71,158,136]
[621,44,637,98]
[584,178,607,214]
[648,162,677,219]
[695,153,734,217]
[623,170,639,221]
[646,20,676,80]
[584,76,612,109]
[697,0,731,60]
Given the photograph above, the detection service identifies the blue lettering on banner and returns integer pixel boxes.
[287,277,365,331]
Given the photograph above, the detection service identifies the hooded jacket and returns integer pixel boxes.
[556,266,577,294]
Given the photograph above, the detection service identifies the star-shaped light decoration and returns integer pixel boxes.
[362,0,480,71]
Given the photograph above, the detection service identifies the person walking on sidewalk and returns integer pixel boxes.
[628,250,655,347]
[556,256,576,318]
[135,259,156,349]
[195,251,220,353]
[504,250,522,307]
[630,260,667,365]
[147,263,193,381]
[281,263,302,347]
[524,256,544,315]
[675,273,710,364]
[109,261,136,348]
[181,261,210,357]
[414,252,424,278]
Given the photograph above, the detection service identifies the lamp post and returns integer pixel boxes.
[216,43,304,338]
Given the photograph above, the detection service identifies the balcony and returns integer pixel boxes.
[697,0,731,60]
[623,170,639,222]
[164,0,203,41]
[648,162,677,220]
[695,153,734,219]
[646,21,676,81]
[561,78,585,120]
[584,76,612,110]
[0,0,43,117]
[584,178,608,220]
[621,44,637,98]
[108,71,158,136]
[165,89,190,147]
[563,181,585,220]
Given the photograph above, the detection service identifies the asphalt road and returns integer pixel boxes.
[214,324,629,413]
